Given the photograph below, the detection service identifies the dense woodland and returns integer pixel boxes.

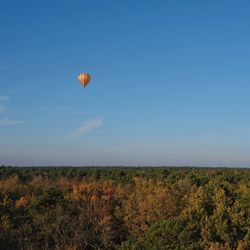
[0,166,249,249]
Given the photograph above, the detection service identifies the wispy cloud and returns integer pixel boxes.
[66,111,92,115]
[0,118,23,126]
[0,96,10,101]
[240,128,250,133]
[67,118,103,139]
[0,106,6,113]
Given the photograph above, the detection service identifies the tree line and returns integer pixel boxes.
[0,166,249,249]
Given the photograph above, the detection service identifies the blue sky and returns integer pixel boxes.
[0,0,250,166]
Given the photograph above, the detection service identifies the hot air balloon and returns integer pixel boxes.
[78,73,91,88]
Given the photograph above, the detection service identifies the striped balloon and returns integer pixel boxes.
[78,73,91,88]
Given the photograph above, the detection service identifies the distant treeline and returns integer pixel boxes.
[0,166,249,249]
[1,165,250,184]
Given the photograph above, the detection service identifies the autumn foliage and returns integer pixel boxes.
[0,166,249,249]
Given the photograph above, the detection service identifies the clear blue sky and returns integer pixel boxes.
[1,0,250,166]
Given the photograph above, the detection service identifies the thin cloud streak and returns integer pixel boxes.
[240,128,250,133]
[66,111,92,115]
[67,118,103,139]
[0,106,6,113]
[0,118,23,126]
[0,96,10,101]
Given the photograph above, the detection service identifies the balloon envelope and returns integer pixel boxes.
[78,73,91,88]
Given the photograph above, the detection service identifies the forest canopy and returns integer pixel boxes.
[0,166,249,249]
